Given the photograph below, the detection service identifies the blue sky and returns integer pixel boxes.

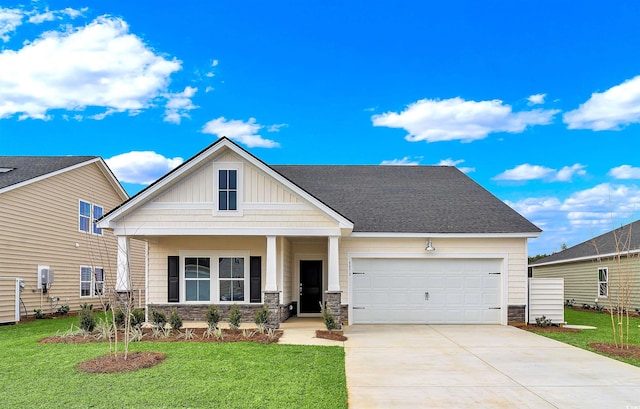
[2,1,640,256]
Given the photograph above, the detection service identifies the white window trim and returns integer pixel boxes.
[598,267,608,298]
[79,265,105,299]
[179,250,250,304]
[213,162,244,217]
[79,200,104,236]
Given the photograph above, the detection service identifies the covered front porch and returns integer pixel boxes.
[118,235,346,328]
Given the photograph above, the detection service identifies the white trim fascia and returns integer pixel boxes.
[347,252,509,326]
[112,227,343,237]
[100,138,354,230]
[0,158,118,196]
[244,202,311,210]
[529,248,640,267]
[349,232,541,239]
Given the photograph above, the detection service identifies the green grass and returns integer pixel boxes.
[0,316,347,409]
[530,308,640,366]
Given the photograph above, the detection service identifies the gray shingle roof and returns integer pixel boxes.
[530,220,640,265]
[0,156,96,190]
[273,165,541,234]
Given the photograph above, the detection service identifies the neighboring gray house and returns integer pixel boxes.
[530,220,640,310]
[99,137,541,327]
[0,156,145,323]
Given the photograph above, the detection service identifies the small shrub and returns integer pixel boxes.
[151,309,167,328]
[242,329,256,338]
[57,304,70,315]
[78,303,96,332]
[113,309,126,328]
[565,298,575,308]
[266,327,278,341]
[582,304,591,310]
[169,309,183,331]
[320,302,338,331]
[254,306,271,332]
[213,327,224,340]
[95,319,113,340]
[228,305,242,330]
[128,326,145,342]
[535,315,553,327]
[206,305,221,329]
[177,328,195,340]
[33,309,44,319]
[131,308,146,328]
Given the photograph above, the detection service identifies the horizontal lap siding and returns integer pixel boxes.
[528,278,564,323]
[0,164,145,316]
[533,258,640,310]
[340,237,528,305]
[0,278,18,322]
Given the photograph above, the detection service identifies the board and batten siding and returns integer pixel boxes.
[123,148,337,230]
[340,237,529,306]
[528,278,564,324]
[532,257,640,310]
[0,162,145,317]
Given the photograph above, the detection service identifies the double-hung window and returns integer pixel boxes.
[185,257,211,301]
[598,267,608,297]
[80,266,104,297]
[218,170,237,211]
[219,257,245,302]
[79,201,103,235]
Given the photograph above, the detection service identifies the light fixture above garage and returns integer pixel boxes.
[425,239,436,251]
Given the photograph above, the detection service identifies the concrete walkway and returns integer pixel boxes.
[344,325,640,409]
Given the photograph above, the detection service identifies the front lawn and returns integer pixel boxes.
[528,308,640,367]
[0,316,347,409]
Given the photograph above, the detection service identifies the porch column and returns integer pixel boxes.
[264,235,280,328]
[326,236,342,329]
[265,236,277,291]
[116,236,130,292]
[327,236,340,291]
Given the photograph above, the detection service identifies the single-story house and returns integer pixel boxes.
[530,220,640,310]
[0,156,145,323]
[98,137,541,327]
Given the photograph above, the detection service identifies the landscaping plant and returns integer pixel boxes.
[169,309,183,331]
[206,305,221,329]
[320,302,338,331]
[228,304,242,330]
[78,303,96,332]
[254,305,271,332]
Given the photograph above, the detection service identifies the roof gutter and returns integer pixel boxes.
[530,248,640,267]
[349,232,541,239]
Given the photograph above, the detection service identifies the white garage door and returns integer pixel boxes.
[351,258,502,324]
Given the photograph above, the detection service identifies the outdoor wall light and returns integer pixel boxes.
[425,239,436,251]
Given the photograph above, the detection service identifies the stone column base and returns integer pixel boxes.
[263,291,280,329]
[325,291,343,330]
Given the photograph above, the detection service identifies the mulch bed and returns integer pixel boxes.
[78,352,166,374]
[589,343,640,360]
[39,328,283,345]
[316,330,348,341]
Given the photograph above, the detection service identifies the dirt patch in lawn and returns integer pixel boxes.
[521,325,581,333]
[40,328,283,344]
[316,330,348,341]
[78,351,166,374]
[589,343,640,360]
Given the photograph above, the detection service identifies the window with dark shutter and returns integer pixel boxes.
[168,256,179,302]
[250,256,261,303]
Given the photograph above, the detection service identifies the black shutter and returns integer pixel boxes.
[250,256,262,303]
[168,256,179,303]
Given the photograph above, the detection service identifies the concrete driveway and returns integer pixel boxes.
[344,325,640,409]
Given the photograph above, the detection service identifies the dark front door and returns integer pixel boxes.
[300,260,323,313]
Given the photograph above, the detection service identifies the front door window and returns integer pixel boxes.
[300,260,323,313]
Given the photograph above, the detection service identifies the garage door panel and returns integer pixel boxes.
[352,258,502,324]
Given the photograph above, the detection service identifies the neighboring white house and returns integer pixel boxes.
[98,137,541,327]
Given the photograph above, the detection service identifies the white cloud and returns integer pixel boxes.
[527,93,546,105]
[608,165,640,180]
[201,117,280,148]
[267,123,287,132]
[106,151,183,185]
[372,97,559,143]
[28,10,55,24]
[494,163,586,182]
[28,7,85,24]
[164,86,197,124]
[380,157,420,166]
[0,16,182,120]
[211,59,218,67]
[205,86,214,93]
[0,7,24,41]
[434,158,475,174]
[564,75,640,130]
[507,183,640,254]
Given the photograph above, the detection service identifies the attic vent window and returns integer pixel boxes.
[0,167,15,173]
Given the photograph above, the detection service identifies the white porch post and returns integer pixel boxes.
[328,236,340,292]
[265,235,278,291]
[116,236,130,292]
